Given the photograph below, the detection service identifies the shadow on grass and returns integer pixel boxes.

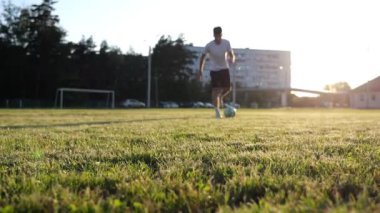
[0,117,191,130]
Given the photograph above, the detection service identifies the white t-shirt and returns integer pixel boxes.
[204,39,232,71]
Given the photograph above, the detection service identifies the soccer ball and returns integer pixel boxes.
[224,106,237,118]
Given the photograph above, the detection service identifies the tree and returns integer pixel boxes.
[0,1,202,107]
[24,0,66,99]
[153,35,195,81]
[99,40,109,55]
[323,81,351,107]
[151,35,197,102]
[0,1,27,46]
[0,2,29,100]
[120,54,148,100]
[324,81,351,92]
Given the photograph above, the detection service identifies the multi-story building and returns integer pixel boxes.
[187,46,291,106]
[350,76,380,108]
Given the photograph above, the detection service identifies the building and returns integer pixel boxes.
[187,46,291,107]
[350,76,380,109]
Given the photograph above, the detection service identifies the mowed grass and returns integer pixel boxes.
[0,108,380,212]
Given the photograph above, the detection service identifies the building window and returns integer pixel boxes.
[372,94,376,101]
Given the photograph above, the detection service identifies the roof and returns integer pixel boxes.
[351,76,380,92]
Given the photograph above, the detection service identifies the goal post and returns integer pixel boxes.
[55,88,115,109]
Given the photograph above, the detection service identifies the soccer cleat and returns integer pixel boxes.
[215,108,223,119]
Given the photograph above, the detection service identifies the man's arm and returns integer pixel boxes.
[197,53,206,80]
[227,50,235,64]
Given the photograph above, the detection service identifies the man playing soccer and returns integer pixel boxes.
[197,26,235,118]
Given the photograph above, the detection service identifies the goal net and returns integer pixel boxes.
[55,88,115,109]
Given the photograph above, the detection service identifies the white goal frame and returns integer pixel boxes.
[55,88,115,109]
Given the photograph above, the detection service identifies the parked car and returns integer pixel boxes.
[179,102,194,108]
[203,102,214,108]
[167,101,179,108]
[193,101,204,108]
[250,102,258,108]
[121,99,145,108]
[159,101,179,108]
[224,102,240,108]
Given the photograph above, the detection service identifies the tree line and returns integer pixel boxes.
[1,0,353,108]
[0,0,208,107]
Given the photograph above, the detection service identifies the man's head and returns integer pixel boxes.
[213,26,222,44]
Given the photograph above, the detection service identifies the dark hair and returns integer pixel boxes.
[213,26,222,34]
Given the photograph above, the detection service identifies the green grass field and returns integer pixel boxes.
[0,108,380,212]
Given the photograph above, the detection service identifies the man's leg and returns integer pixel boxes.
[220,86,231,108]
[220,68,231,108]
[212,88,223,118]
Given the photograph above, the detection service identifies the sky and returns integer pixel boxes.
[2,0,380,93]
